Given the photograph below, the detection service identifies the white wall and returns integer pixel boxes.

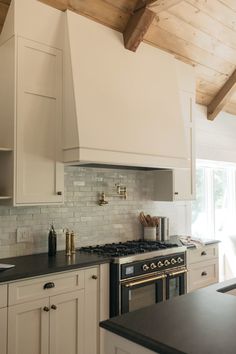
[195,104,236,162]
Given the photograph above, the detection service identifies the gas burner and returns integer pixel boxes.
[80,239,180,259]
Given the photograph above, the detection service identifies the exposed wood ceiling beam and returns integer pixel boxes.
[123,0,182,52]
[38,0,67,11]
[123,7,156,51]
[0,2,9,25]
[207,69,236,120]
[136,0,183,13]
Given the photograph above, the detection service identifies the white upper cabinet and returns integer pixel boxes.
[152,62,196,201]
[63,12,191,169]
[0,0,64,205]
[16,38,64,204]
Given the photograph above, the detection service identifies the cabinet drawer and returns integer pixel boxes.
[187,244,218,265]
[9,269,85,305]
[187,260,219,292]
[0,285,7,308]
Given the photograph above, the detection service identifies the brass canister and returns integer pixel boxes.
[65,230,71,256]
[71,231,76,254]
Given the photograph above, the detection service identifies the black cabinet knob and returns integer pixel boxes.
[57,191,62,196]
[43,306,50,312]
[201,271,207,276]
[51,304,57,310]
[201,251,207,256]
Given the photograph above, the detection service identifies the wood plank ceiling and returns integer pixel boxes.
[1,0,236,117]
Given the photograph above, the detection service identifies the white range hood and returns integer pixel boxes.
[63,11,191,169]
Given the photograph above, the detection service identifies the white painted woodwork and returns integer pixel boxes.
[0,36,14,149]
[152,168,194,201]
[187,244,219,292]
[15,37,64,205]
[64,12,189,169]
[0,307,7,354]
[8,269,85,305]
[8,298,50,354]
[0,1,64,205]
[0,0,64,49]
[0,284,7,308]
[84,267,99,354]
[195,104,236,164]
[104,331,157,354]
[99,264,110,354]
[7,265,103,354]
[188,259,219,292]
[152,86,195,201]
[49,290,85,354]
[0,35,14,201]
[187,244,219,264]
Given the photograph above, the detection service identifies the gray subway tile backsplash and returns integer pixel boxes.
[0,166,190,258]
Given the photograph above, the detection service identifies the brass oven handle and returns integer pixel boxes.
[168,269,188,277]
[124,274,167,288]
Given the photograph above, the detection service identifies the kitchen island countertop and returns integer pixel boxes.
[100,278,236,354]
[0,250,112,283]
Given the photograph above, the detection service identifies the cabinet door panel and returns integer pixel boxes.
[187,260,219,292]
[84,267,99,354]
[49,290,85,354]
[8,299,49,354]
[0,307,7,354]
[16,38,63,205]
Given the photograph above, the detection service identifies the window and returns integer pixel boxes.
[192,160,236,241]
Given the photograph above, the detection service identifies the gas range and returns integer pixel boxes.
[81,239,187,317]
[80,239,186,264]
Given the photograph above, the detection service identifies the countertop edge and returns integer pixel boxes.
[100,320,187,354]
[0,252,112,283]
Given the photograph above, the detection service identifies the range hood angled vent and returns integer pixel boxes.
[63,11,189,169]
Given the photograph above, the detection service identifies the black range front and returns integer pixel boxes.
[110,252,187,317]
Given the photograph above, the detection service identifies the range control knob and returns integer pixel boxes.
[150,263,157,270]
[142,264,150,271]
[171,258,177,265]
[157,261,164,268]
[164,260,170,267]
[177,257,183,264]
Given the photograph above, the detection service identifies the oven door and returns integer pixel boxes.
[166,268,187,300]
[121,274,165,314]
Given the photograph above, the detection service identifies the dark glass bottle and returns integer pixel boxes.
[48,224,57,256]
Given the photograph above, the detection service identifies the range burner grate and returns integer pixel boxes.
[80,240,179,257]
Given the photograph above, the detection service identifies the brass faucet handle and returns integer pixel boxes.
[98,192,108,206]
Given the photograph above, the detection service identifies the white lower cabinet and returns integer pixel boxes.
[187,243,219,292]
[49,290,85,354]
[104,331,156,354]
[7,267,101,354]
[0,307,7,354]
[8,299,50,354]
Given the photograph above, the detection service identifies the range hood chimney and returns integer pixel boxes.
[63,11,190,169]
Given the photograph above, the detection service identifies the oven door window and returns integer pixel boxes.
[121,278,163,314]
[166,273,186,300]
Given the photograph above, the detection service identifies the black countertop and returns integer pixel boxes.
[100,279,236,354]
[0,251,111,283]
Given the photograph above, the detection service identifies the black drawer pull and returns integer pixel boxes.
[44,282,55,290]
[201,271,207,276]
[201,251,207,256]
